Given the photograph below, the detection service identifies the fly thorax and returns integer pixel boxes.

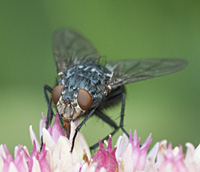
[59,63,107,110]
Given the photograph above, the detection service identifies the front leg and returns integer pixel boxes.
[70,108,95,152]
[43,84,54,128]
[41,85,54,152]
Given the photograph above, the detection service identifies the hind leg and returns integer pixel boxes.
[90,92,129,150]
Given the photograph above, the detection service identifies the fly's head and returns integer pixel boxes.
[51,85,92,121]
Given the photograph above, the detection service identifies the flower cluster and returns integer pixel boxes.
[1,113,200,172]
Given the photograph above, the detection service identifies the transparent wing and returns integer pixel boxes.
[105,59,187,88]
[53,28,100,73]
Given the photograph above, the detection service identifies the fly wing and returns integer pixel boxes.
[105,59,187,88]
[53,28,100,73]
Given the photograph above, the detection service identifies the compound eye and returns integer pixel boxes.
[51,85,65,104]
[78,88,92,110]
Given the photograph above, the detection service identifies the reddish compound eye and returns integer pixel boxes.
[51,85,65,104]
[77,88,92,110]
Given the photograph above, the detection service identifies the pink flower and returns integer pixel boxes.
[31,113,91,171]
[146,140,200,172]
[115,130,152,172]
[0,113,91,172]
[92,136,118,172]
[0,142,50,172]
[1,113,200,172]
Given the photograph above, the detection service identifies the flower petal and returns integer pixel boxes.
[0,155,4,172]
[147,142,159,163]
[29,125,40,152]
[116,130,152,171]
[8,162,18,172]
[13,146,29,172]
[31,157,41,172]
[42,127,56,151]
[71,122,91,161]
[49,114,65,141]
[92,136,118,172]
[115,134,129,160]
[195,144,200,163]
[52,136,79,171]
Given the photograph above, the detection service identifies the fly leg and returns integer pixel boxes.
[43,84,54,128]
[95,110,119,130]
[71,109,95,152]
[90,110,119,150]
[40,84,54,151]
[90,93,129,150]
[119,92,129,136]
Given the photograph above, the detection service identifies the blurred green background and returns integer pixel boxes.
[0,0,199,154]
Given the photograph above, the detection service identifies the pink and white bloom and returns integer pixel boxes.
[33,113,91,171]
[145,140,200,172]
[1,113,200,172]
[0,142,50,172]
[0,114,91,172]
[92,136,118,172]
[115,130,152,172]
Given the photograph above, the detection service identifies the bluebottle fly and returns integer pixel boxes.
[42,28,187,152]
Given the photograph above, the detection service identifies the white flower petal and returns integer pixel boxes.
[29,125,40,151]
[22,156,29,172]
[0,145,6,158]
[68,163,81,172]
[39,118,46,139]
[156,140,167,166]
[118,157,125,172]
[195,144,200,163]
[69,121,76,142]
[9,162,18,172]
[172,146,180,156]
[14,146,19,158]
[31,157,41,172]
[42,127,56,151]
[81,163,96,172]
[145,142,159,171]
[53,169,60,172]
[115,133,129,160]
[99,167,107,172]
[147,142,159,163]
[52,136,79,171]
[74,131,91,160]
[67,122,91,161]
[120,143,134,172]
[185,142,195,163]
[0,155,4,172]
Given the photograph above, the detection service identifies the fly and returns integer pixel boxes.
[42,28,187,152]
